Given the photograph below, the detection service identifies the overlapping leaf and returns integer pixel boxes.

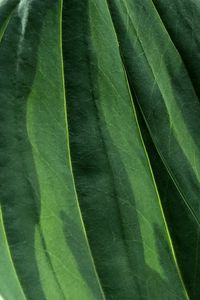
[106,0,200,298]
[0,1,104,299]
[0,0,199,299]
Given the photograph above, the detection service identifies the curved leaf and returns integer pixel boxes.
[106,0,200,298]
[0,0,197,299]
[152,0,200,99]
[0,1,104,299]
[63,1,189,299]
[0,208,26,300]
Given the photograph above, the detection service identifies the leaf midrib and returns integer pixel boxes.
[104,1,190,299]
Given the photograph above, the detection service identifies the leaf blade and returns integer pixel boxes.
[0,1,105,299]
[63,0,189,298]
[105,0,200,298]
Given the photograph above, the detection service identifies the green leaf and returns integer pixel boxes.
[105,0,200,298]
[0,0,198,299]
[63,1,188,299]
[0,208,26,300]
[152,0,200,99]
[0,4,26,299]
[0,1,104,299]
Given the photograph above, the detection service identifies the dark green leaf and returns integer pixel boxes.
[63,1,189,299]
[1,0,199,299]
[0,1,105,299]
[106,1,200,298]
